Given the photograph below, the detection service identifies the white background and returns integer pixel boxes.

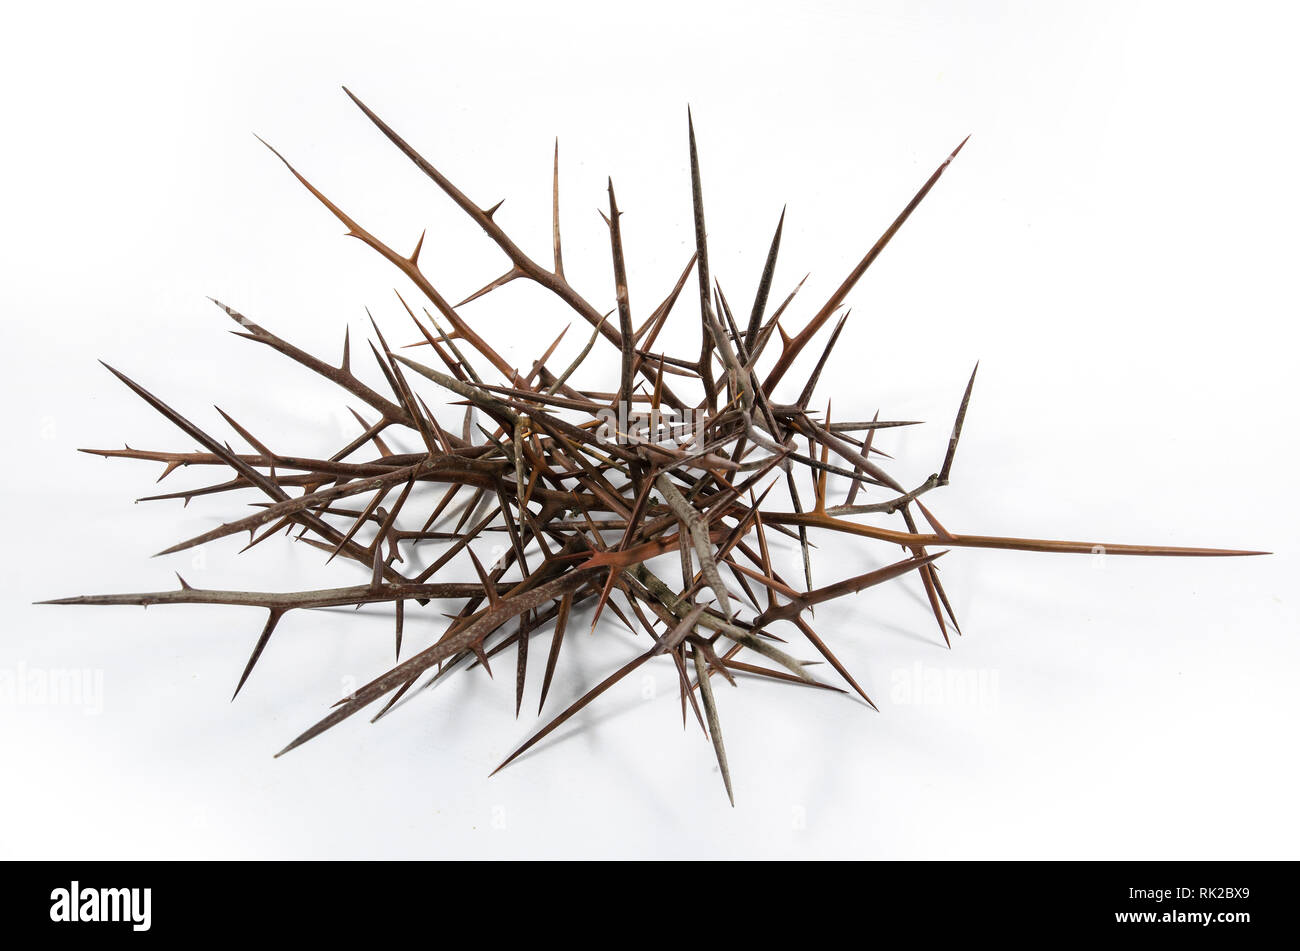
[1,1,1296,859]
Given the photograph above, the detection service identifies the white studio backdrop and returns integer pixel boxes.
[1,1,1295,859]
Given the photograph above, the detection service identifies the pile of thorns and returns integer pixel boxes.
[47,91,1262,802]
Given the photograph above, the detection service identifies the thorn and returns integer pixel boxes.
[454,267,522,308]
[467,548,500,607]
[940,361,978,485]
[472,642,494,678]
[552,137,565,278]
[231,609,282,701]
[915,498,954,540]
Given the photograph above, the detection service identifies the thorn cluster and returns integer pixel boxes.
[45,92,1265,804]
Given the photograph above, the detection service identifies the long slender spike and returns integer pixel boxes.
[687,108,712,331]
[493,600,705,776]
[795,312,850,411]
[692,644,734,806]
[546,313,610,396]
[347,408,394,457]
[791,617,877,709]
[901,506,950,647]
[552,138,565,277]
[939,362,978,485]
[760,510,1267,558]
[493,645,657,775]
[764,136,970,393]
[324,482,391,566]
[844,411,879,507]
[455,267,524,308]
[232,609,284,701]
[538,592,572,713]
[746,206,786,349]
[514,611,530,717]
[606,180,637,415]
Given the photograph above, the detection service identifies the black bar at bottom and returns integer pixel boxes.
[1,860,1287,940]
